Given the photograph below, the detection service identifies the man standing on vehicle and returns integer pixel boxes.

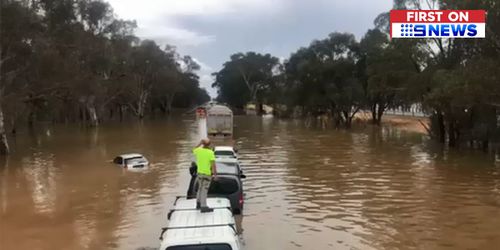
[193,138,217,212]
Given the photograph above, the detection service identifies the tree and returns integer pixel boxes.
[0,0,43,154]
[360,29,422,125]
[0,0,210,154]
[213,52,280,112]
[284,32,363,128]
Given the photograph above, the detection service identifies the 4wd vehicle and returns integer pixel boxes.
[113,154,149,169]
[187,159,245,214]
[214,146,238,159]
[160,197,242,250]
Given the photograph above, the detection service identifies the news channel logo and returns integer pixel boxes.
[390,10,486,39]
[398,23,479,37]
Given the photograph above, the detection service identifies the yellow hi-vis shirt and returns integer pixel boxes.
[193,147,215,176]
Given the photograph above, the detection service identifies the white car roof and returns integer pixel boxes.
[160,226,238,249]
[214,146,235,152]
[169,208,235,228]
[119,153,145,159]
[174,198,231,210]
[216,158,239,164]
[161,208,237,248]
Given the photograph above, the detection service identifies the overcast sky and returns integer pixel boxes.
[107,0,393,96]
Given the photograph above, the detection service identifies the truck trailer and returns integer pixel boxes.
[206,104,233,137]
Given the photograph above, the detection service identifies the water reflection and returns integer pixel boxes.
[1,117,500,249]
[21,152,58,215]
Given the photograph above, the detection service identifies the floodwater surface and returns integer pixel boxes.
[1,117,500,250]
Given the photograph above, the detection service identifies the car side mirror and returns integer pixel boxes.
[240,174,246,179]
[234,149,238,153]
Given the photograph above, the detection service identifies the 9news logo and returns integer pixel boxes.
[390,10,486,38]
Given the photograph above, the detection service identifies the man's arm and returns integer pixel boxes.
[211,160,217,176]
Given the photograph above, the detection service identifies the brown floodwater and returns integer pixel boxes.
[1,116,500,250]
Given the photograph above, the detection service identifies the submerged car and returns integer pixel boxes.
[214,146,238,159]
[113,153,149,169]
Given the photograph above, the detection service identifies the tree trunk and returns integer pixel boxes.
[342,110,351,128]
[376,104,385,126]
[371,104,378,125]
[87,104,98,127]
[482,140,489,152]
[256,102,264,116]
[346,116,353,129]
[137,90,150,119]
[27,106,35,128]
[86,96,99,127]
[448,121,456,147]
[108,107,113,120]
[166,93,175,115]
[437,112,446,143]
[0,104,10,155]
[119,105,124,122]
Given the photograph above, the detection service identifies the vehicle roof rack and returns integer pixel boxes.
[159,224,237,240]
[167,207,232,220]
[173,195,187,205]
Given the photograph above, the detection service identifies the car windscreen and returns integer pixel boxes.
[208,178,239,195]
[166,244,232,250]
[215,151,235,157]
[215,162,239,175]
[125,157,146,165]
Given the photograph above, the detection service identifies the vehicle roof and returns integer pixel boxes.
[216,158,239,164]
[214,146,235,151]
[118,153,145,159]
[215,163,239,175]
[169,208,235,228]
[161,209,237,248]
[207,105,232,115]
[160,226,237,249]
[174,198,231,210]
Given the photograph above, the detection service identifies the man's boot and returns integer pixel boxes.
[196,202,201,209]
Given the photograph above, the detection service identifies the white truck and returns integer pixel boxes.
[206,105,233,137]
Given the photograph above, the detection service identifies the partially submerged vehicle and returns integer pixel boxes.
[113,153,149,169]
[215,159,244,178]
[159,197,242,250]
[214,146,238,159]
[186,159,245,214]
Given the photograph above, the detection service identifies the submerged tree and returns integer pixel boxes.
[284,32,364,128]
[212,52,280,112]
[0,0,210,154]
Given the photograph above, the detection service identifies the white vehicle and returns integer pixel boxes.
[206,105,233,137]
[171,197,232,211]
[214,146,238,159]
[160,197,242,250]
[113,153,149,169]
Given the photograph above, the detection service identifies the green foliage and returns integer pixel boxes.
[283,32,363,127]
[0,0,209,126]
[212,52,279,109]
[211,0,500,148]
